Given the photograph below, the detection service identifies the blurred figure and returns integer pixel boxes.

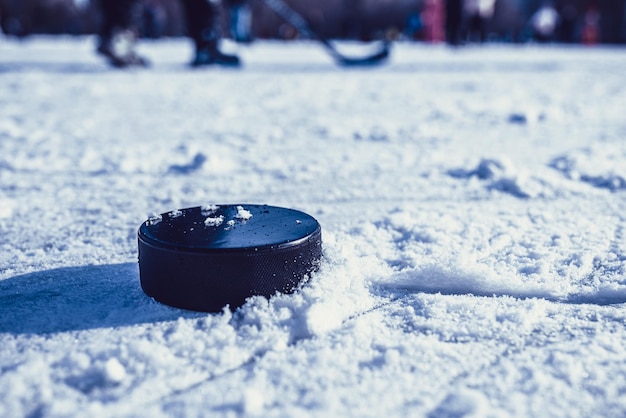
[97,0,147,67]
[557,2,578,43]
[0,0,35,37]
[229,0,252,43]
[182,0,240,66]
[445,0,463,45]
[141,0,167,39]
[530,1,559,43]
[597,0,626,44]
[581,1,600,45]
[96,0,240,68]
[405,7,424,41]
[422,0,445,43]
[464,0,496,42]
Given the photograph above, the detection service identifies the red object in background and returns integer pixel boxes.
[581,4,600,45]
[422,0,445,42]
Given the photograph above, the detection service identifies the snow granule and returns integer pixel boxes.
[204,215,224,227]
[103,358,126,384]
[429,389,490,418]
[146,213,162,225]
[234,205,253,220]
[0,200,14,219]
[169,209,183,218]
[242,388,265,415]
[305,302,344,336]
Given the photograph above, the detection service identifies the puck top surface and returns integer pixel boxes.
[138,205,320,253]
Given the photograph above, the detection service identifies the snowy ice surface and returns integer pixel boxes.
[1,36,626,417]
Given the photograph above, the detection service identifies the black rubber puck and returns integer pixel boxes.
[137,204,322,312]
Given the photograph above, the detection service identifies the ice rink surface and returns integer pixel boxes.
[1,36,626,417]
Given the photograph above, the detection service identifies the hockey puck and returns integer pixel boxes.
[137,205,322,312]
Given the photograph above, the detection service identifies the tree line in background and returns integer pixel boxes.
[0,0,624,44]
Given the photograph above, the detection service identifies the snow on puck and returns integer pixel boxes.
[138,205,322,312]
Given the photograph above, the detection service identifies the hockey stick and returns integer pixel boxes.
[261,0,391,66]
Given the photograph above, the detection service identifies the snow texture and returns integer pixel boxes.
[204,215,225,227]
[1,37,626,417]
[234,205,253,220]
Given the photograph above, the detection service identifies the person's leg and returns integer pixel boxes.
[97,0,148,67]
[181,0,213,51]
[445,0,462,45]
[181,0,240,66]
[99,0,134,49]
[226,0,252,43]
[468,14,480,42]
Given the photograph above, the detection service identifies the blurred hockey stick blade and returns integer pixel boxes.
[261,0,391,66]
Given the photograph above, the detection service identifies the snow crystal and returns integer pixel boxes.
[204,215,224,227]
[242,388,265,415]
[146,213,162,225]
[234,205,253,220]
[0,199,14,219]
[103,358,126,384]
[169,209,183,218]
[428,389,490,418]
[305,302,344,336]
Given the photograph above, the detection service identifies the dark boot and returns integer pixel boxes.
[192,40,240,67]
[183,0,240,67]
[97,29,149,68]
[97,0,148,68]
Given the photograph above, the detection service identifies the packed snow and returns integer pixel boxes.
[204,214,225,227]
[234,205,253,220]
[1,36,626,417]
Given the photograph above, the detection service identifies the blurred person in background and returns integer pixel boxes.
[464,0,496,42]
[184,0,240,66]
[97,0,147,67]
[0,0,35,37]
[228,0,252,43]
[529,0,559,42]
[405,5,424,41]
[597,0,626,44]
[445,0,463,45]
[140,0,167,39]
[581,1,600,45]
[556,2,578,43]
[422,0,445,43]
[97,0,240,68]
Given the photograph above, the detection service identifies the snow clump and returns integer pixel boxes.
[103,358,126,384]
[235,205,253,220]
[204,215,224,227]
[146,213,162,226]
[169,209,183,218]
